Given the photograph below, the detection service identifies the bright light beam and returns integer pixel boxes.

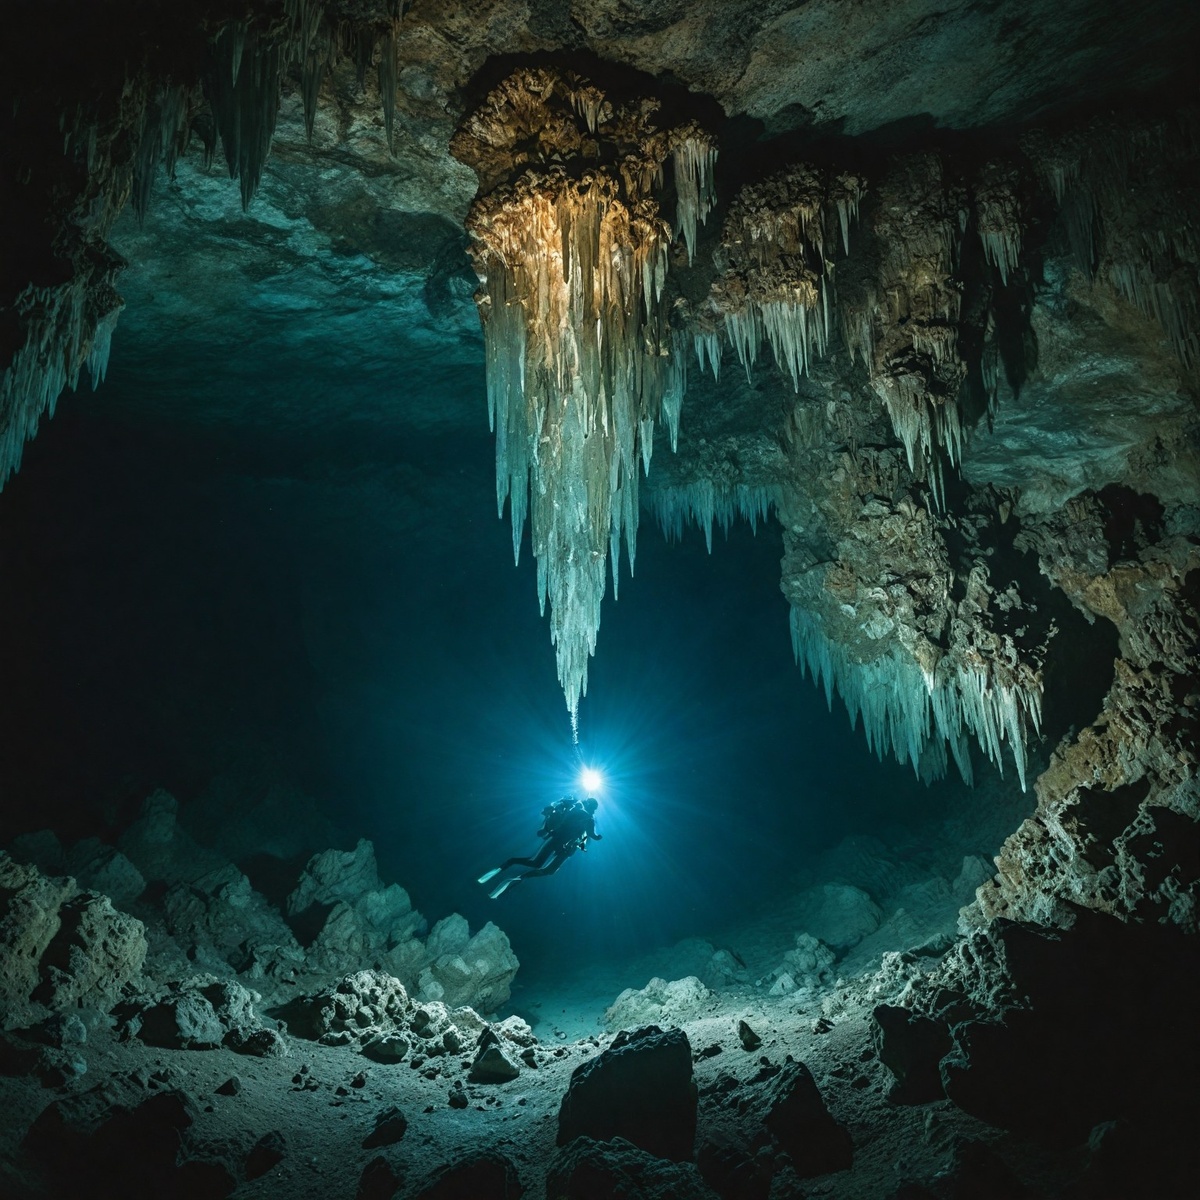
[579,766,604,795]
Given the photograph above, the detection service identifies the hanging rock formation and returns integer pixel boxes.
[0,1,408,492]
[450,67,717,719]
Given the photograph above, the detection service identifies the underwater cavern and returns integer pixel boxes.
[1,0,1198,1196]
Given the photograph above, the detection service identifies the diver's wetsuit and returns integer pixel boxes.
[478,799,601,897]
[499,806,597,877]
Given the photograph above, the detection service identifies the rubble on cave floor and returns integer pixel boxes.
[3,782,1196,1198]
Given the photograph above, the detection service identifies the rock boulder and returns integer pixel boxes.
[760,1059,853,1177]
[548,1136,719,1200]
[557,1025,697,1162]
[604,976,713,1031]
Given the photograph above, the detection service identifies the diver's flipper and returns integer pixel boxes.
[489,877,518,899]
[477,867,501,885]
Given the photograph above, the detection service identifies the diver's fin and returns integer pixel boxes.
[489,877,517,899]
[477,868,501,884]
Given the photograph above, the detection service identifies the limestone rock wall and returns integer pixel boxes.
[0,856,147,1030]
[3,790,519,1032]
[966,494,1199,931]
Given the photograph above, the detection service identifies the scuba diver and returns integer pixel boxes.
[477,795,602,899]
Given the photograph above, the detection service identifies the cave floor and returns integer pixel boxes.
[1,973,1080,1199]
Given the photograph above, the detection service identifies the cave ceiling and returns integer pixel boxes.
[93,0,1199,435]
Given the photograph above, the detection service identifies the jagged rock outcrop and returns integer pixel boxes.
[0,855,146,1029]
[645,105,1197,814]
[415,915,519,1012]
[964,489,1199,931]
[7,795,520,1031]
[285,838,428,983]
[163,863,306,988]
[557,1025,698,1162]
[756,933,836,995]
[279,840,517,1011]
[883,913,1200,1143]
[604,976,714,1031]
[63,840,146,910]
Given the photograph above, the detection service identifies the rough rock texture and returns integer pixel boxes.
[2,0,1194,795]
[548,1136,719,1200]
[416,916,520,1012]
[964,490,1199,933]
[0,856,146,1029]
[758,1058,853,1178]
[121,977,284,1056]
[36,893,148,1014]
[274,969,414,1048]
[604,976,715,1031]
[757,933,837,996]
[162,863,305,988]
[106,794,519,1013]
[468,1039,522,1085]
[272,968,496,1077]
[287,838,389,915]
[557,1025,698,1163]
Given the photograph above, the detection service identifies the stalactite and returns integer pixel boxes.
[0,2,417,507]
[131,84,192,224]
[670,123,718,265]
[649,483,778,552]
[708,164,864,392]
[452,69,717,718]
[974,161,1023,286]
[1024,114,1199,373]
[0,266,124,490]
[205,21,286,210]
[842,154,969,505]
[693,328,722,381]
[378,21,398,152]
[789,604,1042,789]
[196,4,409,208]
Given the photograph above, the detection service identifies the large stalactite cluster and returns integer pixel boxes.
[636,123,1198,1007]
[450,68,716,719]
[654,154,1035,788]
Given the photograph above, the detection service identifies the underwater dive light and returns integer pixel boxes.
[579,766,604,794]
